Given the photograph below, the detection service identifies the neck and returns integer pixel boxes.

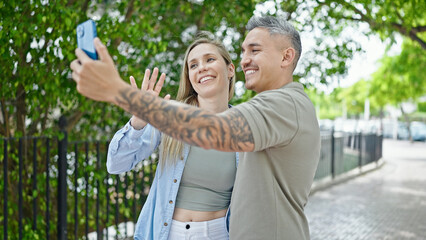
[276,77,293,89]
[198,95,229,113]
[259,76,293,93]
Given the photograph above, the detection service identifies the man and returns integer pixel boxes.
[71,16,320,240]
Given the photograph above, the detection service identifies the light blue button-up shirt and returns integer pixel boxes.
[107,121,239,240]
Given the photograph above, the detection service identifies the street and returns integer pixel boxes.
[306,139,426,240]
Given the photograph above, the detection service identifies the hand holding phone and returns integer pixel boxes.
[77,20,98,60]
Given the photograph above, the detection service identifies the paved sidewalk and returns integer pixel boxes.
[305,139,426,240]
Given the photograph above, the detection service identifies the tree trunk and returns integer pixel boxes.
[400,105,412,142]
[379,107,384,135]
[16,84,27,136]
[1,98,10,137]
[66,110,84,133]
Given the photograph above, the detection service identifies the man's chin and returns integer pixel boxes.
[244,81,255,91]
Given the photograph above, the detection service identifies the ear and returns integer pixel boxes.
[281,48,296,68]
[227,63,235,79]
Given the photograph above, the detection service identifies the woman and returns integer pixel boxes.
[107,33,238,240]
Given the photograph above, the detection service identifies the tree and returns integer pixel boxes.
[307,0,425,130]
[0,0,261,139]
[337,79,371,118]
[275,0,364,87]
[312,0,426,49]
[369,39,426,138]
[305,88,343,120]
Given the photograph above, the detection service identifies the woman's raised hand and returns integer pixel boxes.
[129,67,171,130]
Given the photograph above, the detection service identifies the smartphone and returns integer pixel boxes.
[77,19,98,60]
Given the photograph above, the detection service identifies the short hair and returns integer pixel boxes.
[246,16,302,67]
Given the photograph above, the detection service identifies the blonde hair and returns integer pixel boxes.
[159,32,236,170]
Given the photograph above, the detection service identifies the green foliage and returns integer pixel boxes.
[306,88,343,120]
[337,80,370,117]
[1,0,260,140]
[407,111,426,122]
[316,38,426,120]
[1,0,387,140]
[309,0,426,103]
[312,0,426,49]
[275,0,364,87]
[418,102,426,112]
[370,39,426,107]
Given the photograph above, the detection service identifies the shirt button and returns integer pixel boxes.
[173,179,177,183]
[180,156,184,160]
[169,200,173,204]
[164,222,168,226]
[125,126,128,130]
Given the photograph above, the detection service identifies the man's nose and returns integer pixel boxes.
[240,54,250,68]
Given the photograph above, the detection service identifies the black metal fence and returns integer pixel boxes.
[315,130,383,180]
[1,130,382,239]
[0,131,156,240]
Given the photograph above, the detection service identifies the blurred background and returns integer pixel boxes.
[1,0,425,140]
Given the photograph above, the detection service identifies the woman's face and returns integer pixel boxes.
[187,43,234,100]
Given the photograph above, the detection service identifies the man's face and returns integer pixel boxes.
[241,28,286,93]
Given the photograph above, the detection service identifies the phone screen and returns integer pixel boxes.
[77,20,98,60]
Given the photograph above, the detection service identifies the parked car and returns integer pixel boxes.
[382,120,410,140]
[397,122,410,140]
[410,121,426,141]
[382,121,394,138]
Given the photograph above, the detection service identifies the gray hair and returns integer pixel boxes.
[246,16,302,66]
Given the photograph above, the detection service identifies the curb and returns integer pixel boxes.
[310,158,386,196]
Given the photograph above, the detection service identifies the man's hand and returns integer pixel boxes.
[130,68,171,130]
[70,37,128,103]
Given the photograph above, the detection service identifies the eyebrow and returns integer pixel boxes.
[188,53,217,64]
[241,43,262,51]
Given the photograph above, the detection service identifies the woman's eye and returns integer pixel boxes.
[190,63,197,69]
[207,57,215,62]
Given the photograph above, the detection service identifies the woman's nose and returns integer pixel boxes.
[198,62,207,72]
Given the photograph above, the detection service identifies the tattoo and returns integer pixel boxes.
[115,87,254,152]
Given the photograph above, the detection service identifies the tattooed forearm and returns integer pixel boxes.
[115,86,254,152]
